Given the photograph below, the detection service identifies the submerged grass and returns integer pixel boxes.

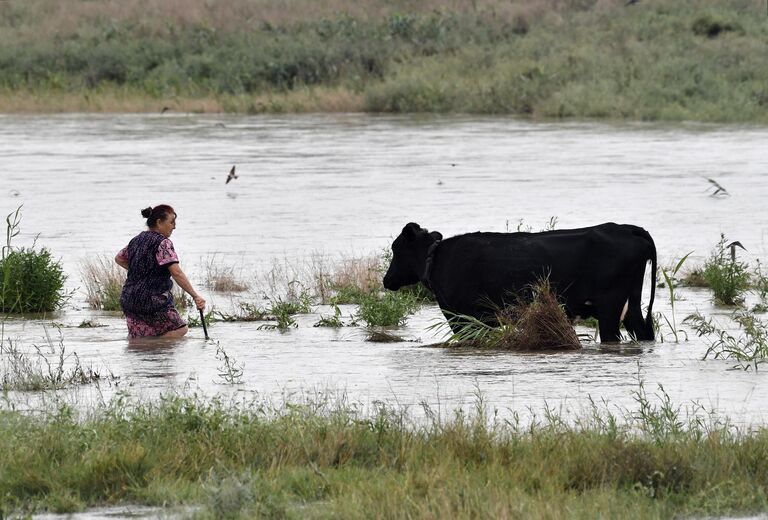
[2,0,768,121]
[1,386,768,518]
[0,330,109,391]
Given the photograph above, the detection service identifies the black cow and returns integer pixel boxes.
[382,222,657,343]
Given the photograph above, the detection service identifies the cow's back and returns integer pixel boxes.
[428,223,653,320]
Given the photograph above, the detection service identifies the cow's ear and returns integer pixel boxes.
[430,231,443,242]
[402,222,422,242]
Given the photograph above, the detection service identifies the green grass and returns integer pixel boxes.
[1,0,768,121]
[1,386,768,518]
[702,234,750,306]
[356,291,419,327]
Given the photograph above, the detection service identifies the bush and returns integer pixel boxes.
[356,291,419,327]
[0,247,67,313]
[702,234,750,306]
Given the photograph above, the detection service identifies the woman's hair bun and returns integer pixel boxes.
[141,207,153,218]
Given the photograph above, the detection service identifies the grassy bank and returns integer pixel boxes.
[1,0,767,121]
[2,388,768,518]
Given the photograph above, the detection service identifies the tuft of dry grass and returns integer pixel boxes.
[440,279,581,351]
[499,279,581,350]
[80,255,125,311]
[204,255,250,293]
[81,254,190,311]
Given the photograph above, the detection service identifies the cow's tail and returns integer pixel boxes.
[634,227,657,339]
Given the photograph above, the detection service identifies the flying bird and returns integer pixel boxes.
[727,241,746,262]
[705,177,729,197]
[160,106,170,114]
[226,165,238,184]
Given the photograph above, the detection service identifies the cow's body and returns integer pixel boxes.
[383,222,657,343]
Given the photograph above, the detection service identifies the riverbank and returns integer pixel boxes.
[2,389,768,518]
[1,0,767,121]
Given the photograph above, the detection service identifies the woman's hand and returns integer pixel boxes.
[193,295,206,310]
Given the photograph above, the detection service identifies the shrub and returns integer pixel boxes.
[356,291,419,327]
[702,234,750,306]
[0,247,67,313]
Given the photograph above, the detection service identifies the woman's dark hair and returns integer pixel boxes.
[141,205,176,228]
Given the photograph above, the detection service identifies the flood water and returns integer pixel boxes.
[2,113,768,426]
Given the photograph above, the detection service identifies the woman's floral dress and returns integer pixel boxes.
[117,231,186,338]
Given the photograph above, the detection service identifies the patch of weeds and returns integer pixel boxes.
[258,303,297,332]
[1,206,69,313]
[215,342,244,385]
[187,309,216,328]
[322,254,383,304]
[81,254,125,311]
[204,254,250,293]
[686,310,768,370]
[658,252,692,343]
[702,234,749,306]
[431,279,580,350]
[751,260,768,313]
[203,472,255,519]
[356,291,419,327]
[0,329,113,391]
[680,267,708,288]
[313,304,347,328]
[214,303,271,323]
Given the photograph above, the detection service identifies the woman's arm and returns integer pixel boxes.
[115,253,129,270]
[168,263,206,310]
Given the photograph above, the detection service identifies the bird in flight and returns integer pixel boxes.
[226,165,238,184]
[705,177,729,197]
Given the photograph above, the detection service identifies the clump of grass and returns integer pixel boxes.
[204,255,249,293]
[702,234,750,306]
[322,254,383,304]
[81,254,125,311]
[313,304,349,328]
[187,309,216,329]
[356,291,419,327]
[686,310,768,371]
[0,206,68,313]
[81,254,190,311]
[435,279,580,350]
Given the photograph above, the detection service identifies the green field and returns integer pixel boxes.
[1,0,767,120]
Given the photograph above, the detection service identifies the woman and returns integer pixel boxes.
[115,205,205,338]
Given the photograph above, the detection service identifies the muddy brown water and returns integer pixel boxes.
[1,114,768,427]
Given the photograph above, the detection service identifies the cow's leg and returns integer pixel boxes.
[624,262,654,341]
[623,303,647,340]
[596,297,625,343]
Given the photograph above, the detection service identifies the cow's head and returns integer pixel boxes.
[383,222,442,291]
